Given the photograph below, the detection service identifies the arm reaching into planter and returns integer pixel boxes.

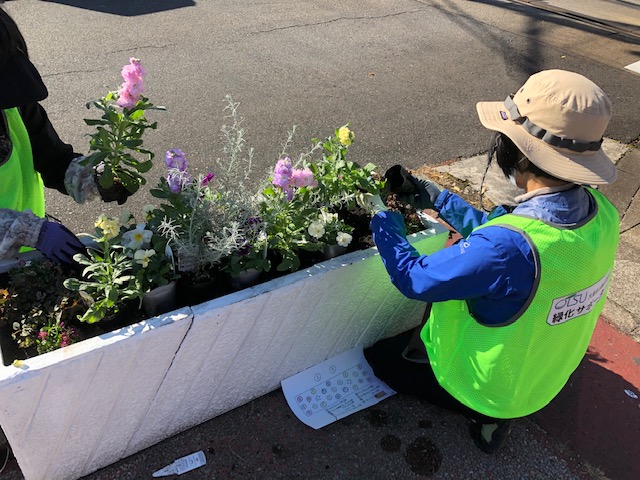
[0,10,134,261]
[0,209,84,264]
[366,70,620,455]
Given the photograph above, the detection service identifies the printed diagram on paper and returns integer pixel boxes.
[281,346,396,429]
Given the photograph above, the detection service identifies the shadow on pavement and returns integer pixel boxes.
[533,349,640,480]
[40,0,195,16]
[471,0,640,43]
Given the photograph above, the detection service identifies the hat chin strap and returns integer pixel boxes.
[504,96,603,153]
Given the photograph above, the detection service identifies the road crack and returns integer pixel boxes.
[249,8,429,35]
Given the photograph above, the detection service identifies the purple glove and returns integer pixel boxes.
[36,221,86,266]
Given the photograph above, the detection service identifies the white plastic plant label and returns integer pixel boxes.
[152,450,206,477]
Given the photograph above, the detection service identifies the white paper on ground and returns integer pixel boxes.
[281,346,396,429]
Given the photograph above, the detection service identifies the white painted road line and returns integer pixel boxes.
[625,60,640,74]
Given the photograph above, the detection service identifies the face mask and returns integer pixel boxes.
[508,158,526,187]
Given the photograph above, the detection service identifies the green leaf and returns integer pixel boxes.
[122,139,143,149]
[84,119,110,126]
[98,166,114,188]
[63,278,81,290]
[135,160,153,173]
[128,109,146,121]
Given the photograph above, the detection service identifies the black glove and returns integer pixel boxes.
[385,165,442,210]
[36,221,86,266]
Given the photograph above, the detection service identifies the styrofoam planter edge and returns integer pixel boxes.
[0,218,449,480]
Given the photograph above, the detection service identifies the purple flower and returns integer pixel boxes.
[167,173,186,193]
[165,149,188,171]
[237,242,251,256]
[272,157,293,189]
[201,172,215,186]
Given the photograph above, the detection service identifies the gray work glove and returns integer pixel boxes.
[64,156,100,204]
[356,193,388,216]
[65,157,133,205]
[396,174,442,210]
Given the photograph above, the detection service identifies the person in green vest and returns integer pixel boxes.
[0,8,129,265]
[361,70,620,453]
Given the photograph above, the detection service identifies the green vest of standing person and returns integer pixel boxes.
[0,7,132,266]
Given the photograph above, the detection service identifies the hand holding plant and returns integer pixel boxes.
[309,125,385,210]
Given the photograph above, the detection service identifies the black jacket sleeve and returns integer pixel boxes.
[19,102,81,195]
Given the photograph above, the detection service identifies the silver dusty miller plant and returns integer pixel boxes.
[150,96,263,280]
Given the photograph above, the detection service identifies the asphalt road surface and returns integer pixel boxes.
[3,0,639,235]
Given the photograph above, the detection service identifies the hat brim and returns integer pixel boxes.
[0,54,48,109]
[476,101,617,185]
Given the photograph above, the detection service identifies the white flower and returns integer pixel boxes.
[119,208,133,226]
[122,223,153,250]
[142,204,156,221]
[319,209,338,225]
[308,221,325,239]
[134,249,156,267]
[336,232,353,247]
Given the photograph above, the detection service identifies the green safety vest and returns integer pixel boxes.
[421,188,619,419]
[1,108,45,217]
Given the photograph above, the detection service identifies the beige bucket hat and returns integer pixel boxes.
[476,69,617,184]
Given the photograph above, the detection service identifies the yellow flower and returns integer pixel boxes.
[338,126,353,146]
[95,215,120,240]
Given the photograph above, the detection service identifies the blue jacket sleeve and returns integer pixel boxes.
[370,211,534,324]
[434,190,508,238]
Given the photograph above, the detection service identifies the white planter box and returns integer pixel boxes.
[0,220,448,480]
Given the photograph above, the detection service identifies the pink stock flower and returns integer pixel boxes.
[116,58,145,109]
[272,158,318,200]
[290,168,317,188]
[121,58,145,83]
[116,87,138,109]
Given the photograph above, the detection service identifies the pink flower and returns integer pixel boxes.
[38,331,47,340]
[201,172,215,186]
[116,58,145,109]
[116,87,138,109]
[121,58,145,83]
[290,168,317,188]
